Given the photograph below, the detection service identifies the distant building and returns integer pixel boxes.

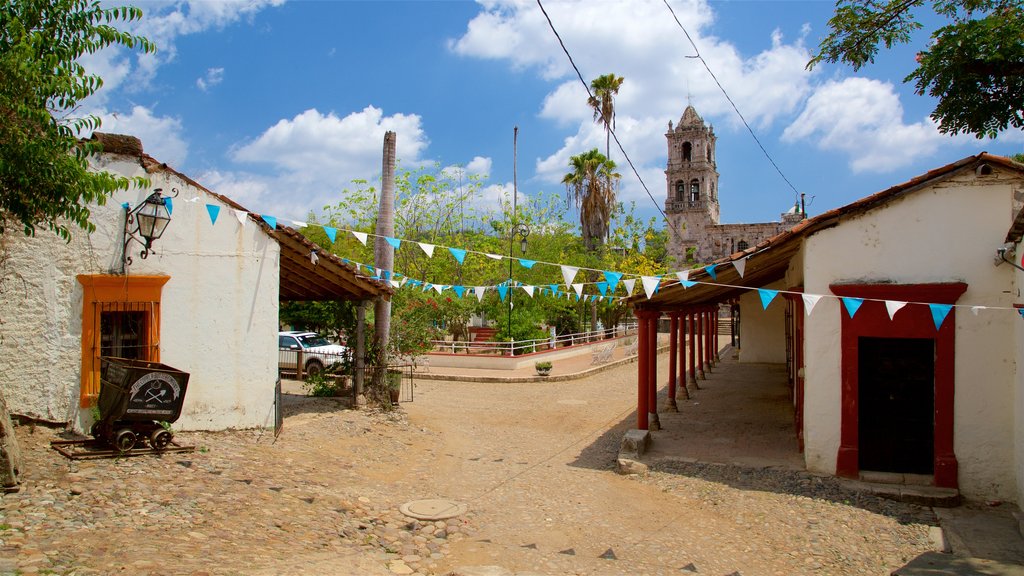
[664,105,803,265]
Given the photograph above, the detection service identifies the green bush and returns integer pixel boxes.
[303,373,344,397]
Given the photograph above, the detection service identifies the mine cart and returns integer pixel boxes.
[91,357,190,453]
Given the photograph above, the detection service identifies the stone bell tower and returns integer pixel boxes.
[665,105,720,264]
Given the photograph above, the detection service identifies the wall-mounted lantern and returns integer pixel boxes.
[122,188,173,269]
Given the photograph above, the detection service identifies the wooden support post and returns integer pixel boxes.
[666,314,679,411]
[687,310,698,389]
[636,311,650,430]
[676,312,689,400]
[697,310,706,380]
[647,310,660,431]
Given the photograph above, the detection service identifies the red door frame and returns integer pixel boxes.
[830,282,967,488]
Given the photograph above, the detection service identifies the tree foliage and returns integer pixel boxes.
[808,0,1024,138]
[587,73,625,159]
[0,0,155,240]
[562,149,620,251]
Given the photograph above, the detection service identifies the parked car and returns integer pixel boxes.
[278,331,348,378]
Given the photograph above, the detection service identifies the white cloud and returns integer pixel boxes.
[781,78,968,173]
[452,0,816,208]
[196,67,224,91]
[92,106,189,167]
[465,156,492,176]
[219,106,430,220]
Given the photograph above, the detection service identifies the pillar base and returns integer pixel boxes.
[662,399,678,412]
[649,412,661,431]
[675,388,689,401]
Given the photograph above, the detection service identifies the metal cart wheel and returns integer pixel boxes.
[90,421,103,439]
[150,429,172,450]
[114,429,137,453]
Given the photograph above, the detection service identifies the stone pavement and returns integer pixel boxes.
[2,345,1023,575]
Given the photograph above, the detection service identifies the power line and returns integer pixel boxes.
[661,0,802,205]
[535,0,684,241]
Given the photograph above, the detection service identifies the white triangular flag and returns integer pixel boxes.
[485,253,502,260]
[389,280,400,288]
[292,220,307,228]
[641,276,660,299]
[474,286,486,302]
[801,294,822,316]
[352,231,368,246]
[623,278,636,295]
[675,270,689,283]
[971,306,985,316]
[885,300,907,320]
[562,265,579,287]
[233,209,248,226]
[523,285,535,297]
[572,283,584,297]
[433,284,445,294]
[732,257,747,278]
[418,243,435,257]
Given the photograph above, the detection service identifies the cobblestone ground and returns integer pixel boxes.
[1,356,937,575]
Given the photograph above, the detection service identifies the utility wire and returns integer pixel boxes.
[661,0,802,205]
[535,0,684,241]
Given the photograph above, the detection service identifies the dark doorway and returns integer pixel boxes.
[858,337,934,474]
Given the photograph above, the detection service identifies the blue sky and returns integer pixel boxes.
[84,0,1023,232]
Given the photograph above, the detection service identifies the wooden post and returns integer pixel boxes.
[647,311,660,431]
[636,311,650,430]
[354,300,367,402]
[687,310,698,389]
[697,310,706,380]
[296,350,305,381]
[676,313,689,400]
[666,313,678,411]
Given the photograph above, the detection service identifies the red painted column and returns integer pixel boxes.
[687,310,698,388]
[666,314,679,411]
[636,311,650,430]
[696,309,706,380]
[676,313,689,400]
[704,307,713,372]
[714,307,721,361]
[647,310,661,431]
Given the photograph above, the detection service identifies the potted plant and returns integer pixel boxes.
[386,369,402,403]
[535,360,552,376]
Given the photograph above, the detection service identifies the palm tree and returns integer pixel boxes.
[562,148,620,252]
[587,74,625,160]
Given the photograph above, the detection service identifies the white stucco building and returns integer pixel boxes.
[0,134,386,433]
[635,153,1024,505]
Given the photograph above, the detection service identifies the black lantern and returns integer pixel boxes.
[122,188,173,269]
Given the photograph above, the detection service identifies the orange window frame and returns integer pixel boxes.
[76,275,169,407]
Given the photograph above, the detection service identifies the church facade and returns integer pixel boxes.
[664,105,803,265]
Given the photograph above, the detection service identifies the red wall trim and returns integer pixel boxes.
[829,282,966,488]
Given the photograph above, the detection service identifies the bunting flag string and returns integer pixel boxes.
[167,194,1024,326]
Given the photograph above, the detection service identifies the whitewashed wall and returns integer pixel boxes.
[801,169,1019,502]
[0,152,280,431]
[1014,246,1024,508]
[737,279,787,363]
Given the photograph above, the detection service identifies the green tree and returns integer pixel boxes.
[561,149,620,252]
[808,0,1024,138]
[587,73,625,159]
[1,0,156,238]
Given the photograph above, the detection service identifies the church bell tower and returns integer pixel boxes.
[665,105,719,263]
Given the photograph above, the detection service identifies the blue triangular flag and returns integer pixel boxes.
[449,247,467,264]
[1018,309,1024,320]
[518,259,537,269]
[384,236,401,250]
[548,284,559,296]
[164,196,173,215]
[841,297,864,318]
[603,271,622,291]
[704,265,717,280]
[497,284,509,302]
[930,303,953,330]
[682,280,697,288]
[596,281,608,296]
[122,202,130,209]
[590,295,597,302]
[452,285,465,298]
[261,215,277,229]
[323,226,337,243]
[205,204,220,225]
[758,289,778,310]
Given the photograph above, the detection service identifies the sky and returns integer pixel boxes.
[83,0,1024,234]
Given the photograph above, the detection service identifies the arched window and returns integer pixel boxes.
[689,179,700,203]
[710,182,715,200]
[682,142,692,162]
[707,144,712,161]
[737,240,749,251]
[675,181,685,201]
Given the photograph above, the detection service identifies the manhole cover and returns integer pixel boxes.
[399,499,467,520]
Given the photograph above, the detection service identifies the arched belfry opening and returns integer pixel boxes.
[683,142,692,162]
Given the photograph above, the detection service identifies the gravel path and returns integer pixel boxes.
[0,353,936,575]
